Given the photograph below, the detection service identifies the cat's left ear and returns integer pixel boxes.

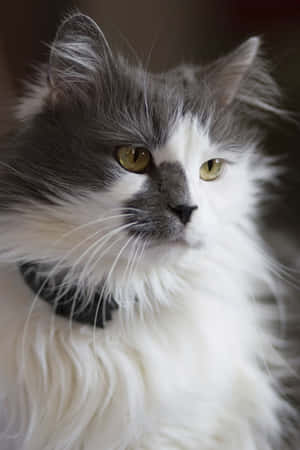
[204,37,260,107]
[48,12,114,103]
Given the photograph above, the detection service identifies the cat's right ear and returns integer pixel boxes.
[48,12,114,105]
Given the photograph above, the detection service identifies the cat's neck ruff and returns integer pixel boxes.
[17,227,272,331]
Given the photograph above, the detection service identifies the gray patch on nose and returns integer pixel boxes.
[157,161,191,208]
[123,161,197,241]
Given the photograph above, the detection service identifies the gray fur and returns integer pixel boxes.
[124,162,196,241]
[0,14,281,213]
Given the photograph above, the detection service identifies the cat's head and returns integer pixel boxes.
[0,13,280,290]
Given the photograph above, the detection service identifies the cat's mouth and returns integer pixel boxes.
[122,200,197,245]
[142,232,202,252]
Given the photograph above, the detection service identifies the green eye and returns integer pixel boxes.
[200,158,224,181]
[116,146,151,173]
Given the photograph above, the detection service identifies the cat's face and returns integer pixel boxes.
[0,14,278,285]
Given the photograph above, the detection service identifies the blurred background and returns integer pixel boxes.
[0,0,299,238]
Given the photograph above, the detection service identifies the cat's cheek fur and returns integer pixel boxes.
[109,171,147,203]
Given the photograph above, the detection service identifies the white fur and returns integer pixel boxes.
[0,116,291,449]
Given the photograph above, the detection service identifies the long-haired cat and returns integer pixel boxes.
[0,12,297,450]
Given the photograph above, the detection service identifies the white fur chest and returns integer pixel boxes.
[0,259,284,450]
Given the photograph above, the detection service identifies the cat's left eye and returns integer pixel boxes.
[200,158,225,181]
[116,146,151,173]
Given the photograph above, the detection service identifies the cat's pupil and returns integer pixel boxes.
[207,160,214,171]
[133,149,139,162]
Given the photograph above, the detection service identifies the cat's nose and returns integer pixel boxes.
[168,204,198,225]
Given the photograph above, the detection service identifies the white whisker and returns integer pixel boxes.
[92,233,136,348]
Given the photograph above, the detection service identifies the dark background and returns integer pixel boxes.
[0,0,299,236]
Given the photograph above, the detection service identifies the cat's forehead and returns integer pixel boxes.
[83,62,211,152]
[153,115,212,165]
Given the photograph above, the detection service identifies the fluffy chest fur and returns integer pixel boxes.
[0,245,286,450]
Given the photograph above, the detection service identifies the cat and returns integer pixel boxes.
[0,11,297,450]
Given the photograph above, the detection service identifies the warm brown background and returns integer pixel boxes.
[0,0,299,235]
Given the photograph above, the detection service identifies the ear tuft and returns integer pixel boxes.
[206,37,261,107]
[48,12,113,102]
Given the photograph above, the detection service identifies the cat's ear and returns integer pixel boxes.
[204,37,260,107]
[48,12,114,103]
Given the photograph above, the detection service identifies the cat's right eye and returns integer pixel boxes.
[116,146,151,173]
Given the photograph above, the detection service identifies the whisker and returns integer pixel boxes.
[75,222,137,284]
[110,207,143,213]
[65,222,138,330]
[70,234,126,314]
[106,235,136,287]
[121,236,139,286]
[52,212,134,247]
[22,223,129,337]
[133,236,147,280]
[21,278,48,375]
[121,236,142,328]
[50,221,135,291]
[21,222,137,368]
[127,237,141,285]
[92,234,136,347]
[136,239,148,324]
[0,161,39,183]
[50,224,136,333]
